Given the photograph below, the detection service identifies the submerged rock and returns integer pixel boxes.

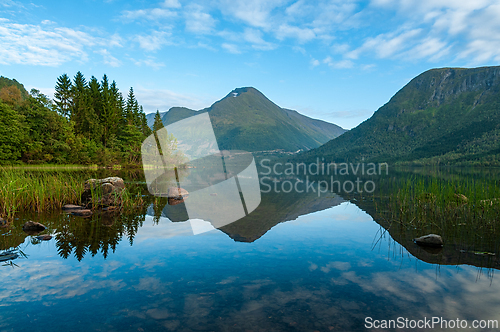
[36,235,52,241]
[414,234,444,247]
[72,209,93,217]
[23,221,47,233]
[167,187,189,200]
[168,197,185,206]
[62,204,84,211]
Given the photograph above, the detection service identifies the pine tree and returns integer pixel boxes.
[153,110,164,132]
[125,87,136,125]
[54,74,73,117]
[139,106,152,136]
[102,78,121,147]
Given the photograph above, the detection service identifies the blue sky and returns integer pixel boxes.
[1,0,500,129]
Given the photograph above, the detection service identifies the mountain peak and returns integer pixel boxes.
[225,87,260,99]
[147,86,345,152]
[299,65,500,165]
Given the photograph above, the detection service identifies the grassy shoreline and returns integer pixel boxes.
[0,167,147,219]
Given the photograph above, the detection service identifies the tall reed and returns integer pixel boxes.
[0,168,148,218]
[0,168,86,218]
[376,173,500,251]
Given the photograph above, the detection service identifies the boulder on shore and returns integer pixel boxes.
[23,221,47,233]
[414,234,444,247]
[81,177,125,208]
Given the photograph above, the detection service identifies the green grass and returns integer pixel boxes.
[0,168,147,219]
[376,174,500,251]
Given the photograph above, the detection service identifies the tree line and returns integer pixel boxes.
[0,73,153,165]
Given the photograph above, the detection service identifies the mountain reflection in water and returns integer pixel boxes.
[1,168,500,331]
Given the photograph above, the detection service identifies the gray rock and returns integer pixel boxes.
[23,221,47,232]
[81,177,125,207]
[414,234,444,247]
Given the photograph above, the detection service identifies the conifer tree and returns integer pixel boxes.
[54,74,73,117]
[153,110,164,132]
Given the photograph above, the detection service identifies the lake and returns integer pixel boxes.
[1,167,500,331]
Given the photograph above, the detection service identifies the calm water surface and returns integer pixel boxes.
[1,168,500,331]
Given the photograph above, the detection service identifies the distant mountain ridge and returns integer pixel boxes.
[147,87,346,152]
[299,66,500,165]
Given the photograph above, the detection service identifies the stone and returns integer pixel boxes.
[36,235,52,241]
[81,177,125,207]
[72,209,93,217]
[168,197,185,206]
[23,221,47,232]
[414,234,444,247]
[85,177,125,190]
[167,187,189,200]
[62,204,84,211]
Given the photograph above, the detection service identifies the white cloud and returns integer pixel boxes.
[135,87,215,113]
[162,0,181,9]
[218,0,286,29]
[347,29,422,60]
[364,0,500,64]
[275,24,316,43]
[185,4,216,34]
[323,56,354,69]
[221,43,241,54]
[96,49,121,67]
[121,7,177,21]
[134,30,172,51]
[243,28,276,50]
[133,56,165,70]
[404,37,450,60]
[0,20,104,66]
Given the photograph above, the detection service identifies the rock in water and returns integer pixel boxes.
[62,204,84,211]
[23,221,47,232]
[36,235,52,241]
[167,187,189,200]
[72,209,93,217]
[81,177,125,207]
[414,234,444,247]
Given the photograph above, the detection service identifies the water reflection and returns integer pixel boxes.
[2,168,500,331]
[1,203,500,331]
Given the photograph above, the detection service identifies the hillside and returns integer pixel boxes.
[299,66,500,165]
[0,76,29,101]
[146,87,346,152]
